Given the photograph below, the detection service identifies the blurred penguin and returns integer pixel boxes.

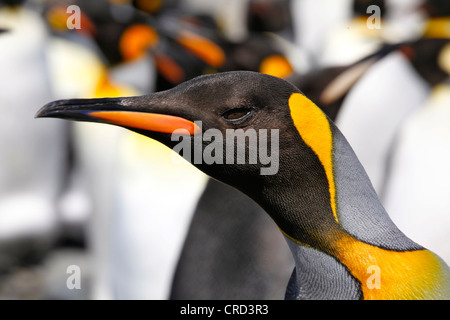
[381,2,450,264]
[335,47,430,196]
[290,0,352,68]
[0,1,65,270]
[383,76,450,264]
[319,0,386,67]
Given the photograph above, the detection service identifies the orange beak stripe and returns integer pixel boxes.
[154,53,186,84]
[89,111,200,135]
[119,24,159,61]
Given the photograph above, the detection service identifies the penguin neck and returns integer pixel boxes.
[252,123,426,299]
[266,123,420,251]
[270,93,421,253]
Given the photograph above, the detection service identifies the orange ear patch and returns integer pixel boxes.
[154,54,186,84]
[176,31,225,68]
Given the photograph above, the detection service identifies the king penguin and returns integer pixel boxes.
[36,71,450,299]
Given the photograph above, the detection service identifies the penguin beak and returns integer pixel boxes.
[35,96,201,135]
[175,30,226,68]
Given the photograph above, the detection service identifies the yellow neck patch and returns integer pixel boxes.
[288,93,338,223]
[336,235,450,299]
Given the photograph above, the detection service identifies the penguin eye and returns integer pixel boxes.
[221,107,255,122]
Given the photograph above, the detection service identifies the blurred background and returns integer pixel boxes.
[1,0,450,300]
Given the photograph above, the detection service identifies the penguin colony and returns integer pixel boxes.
[1,0,450,299]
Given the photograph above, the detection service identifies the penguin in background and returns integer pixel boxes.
[303,0,426,68]
[383,0,427,43]
[286,0,421,120]
[42,0,146,299]
[382,75,450,265]
[287,42,410,121]
[0,0,136,299]
[380,3,450,264]
[221,0,298,77]
[334,47,430,195]
[80,0,227,92]
[290,0,352,69]
[318,0,386,67]
[0,1,65,271]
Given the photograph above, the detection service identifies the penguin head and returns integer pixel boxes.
[36,71,319,197]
